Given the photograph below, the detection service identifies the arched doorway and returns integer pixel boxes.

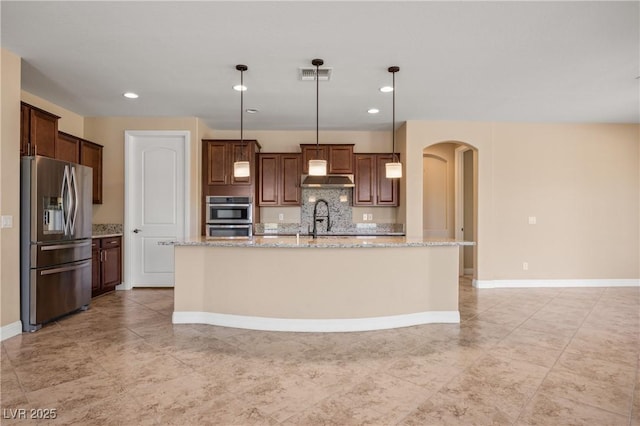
[423,141,478,278]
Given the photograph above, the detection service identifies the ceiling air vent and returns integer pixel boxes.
[299,67,332,81]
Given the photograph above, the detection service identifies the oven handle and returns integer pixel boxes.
[207,224,252,228]
[206,203,252,207]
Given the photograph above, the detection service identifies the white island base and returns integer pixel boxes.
[168,237,470,332]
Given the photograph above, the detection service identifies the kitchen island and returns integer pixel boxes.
[161,236,474,332]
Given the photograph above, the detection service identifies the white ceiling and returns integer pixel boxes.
[2,1,638,131]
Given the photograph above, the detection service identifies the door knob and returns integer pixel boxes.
[133,229,142,233]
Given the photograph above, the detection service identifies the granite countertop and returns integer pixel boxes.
[92,224,123,238]
[92,232,123,238]
[160,235,474,248]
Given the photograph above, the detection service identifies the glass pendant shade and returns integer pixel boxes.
[385,161,402,178]
[308,159,327,176]
[233,161,250,178]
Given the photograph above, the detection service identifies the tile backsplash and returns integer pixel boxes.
[300,188,352,233]
[256,188,404,235]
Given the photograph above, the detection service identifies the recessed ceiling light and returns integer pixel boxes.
[379,86,393,93]
[246,108,259,114]
[368,108,380,114]
[233,85,247,91]
[123,92,139,99]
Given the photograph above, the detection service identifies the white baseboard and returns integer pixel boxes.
[0,321,22,341]
[473,278,640,289]
[172,310,460,332]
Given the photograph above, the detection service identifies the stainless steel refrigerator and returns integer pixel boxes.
[20,155,93,332]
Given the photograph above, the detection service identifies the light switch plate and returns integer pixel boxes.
[1,215,13,228]
[528,216,537,225]
[278,213,284,221]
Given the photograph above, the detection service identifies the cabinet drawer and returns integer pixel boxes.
[101,236,121,248]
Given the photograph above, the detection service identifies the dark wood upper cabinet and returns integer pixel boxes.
[354,154,376,205]
[300,144,354,174]
[79,139,104,204]
[328,145,354,174]
[280,154,302,205]
[20,102,59,158]
[258,154,279,205]
[203,139,258,188]
[257,153,301,206]
[375,154,399,206]
[301,145,328,174]
[56,131,81,163]
[354,153,399,207]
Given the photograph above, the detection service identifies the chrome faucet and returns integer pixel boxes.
[310,198,331,238]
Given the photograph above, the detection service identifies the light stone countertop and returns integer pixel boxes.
[159,235,474,248]
[92,233,123,239]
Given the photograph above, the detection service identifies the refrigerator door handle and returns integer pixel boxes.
[41,241,92,251]
[61,165,70,235]
[69,166,79,235]
[40,262,91,276]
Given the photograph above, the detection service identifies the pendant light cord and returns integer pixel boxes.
[240,68,244,160]
[392,70,396,162]
[311,59,324,158]
[389,66,400,163]
[316,61,319,156]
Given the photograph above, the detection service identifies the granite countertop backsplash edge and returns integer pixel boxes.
[92,223,123,237]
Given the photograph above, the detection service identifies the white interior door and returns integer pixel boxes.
[124,131,190,288]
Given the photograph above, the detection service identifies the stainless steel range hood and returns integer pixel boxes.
[301,174,355,188]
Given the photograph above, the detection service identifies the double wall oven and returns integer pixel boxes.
[205,196,253,238]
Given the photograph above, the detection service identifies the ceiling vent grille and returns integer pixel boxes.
[299,67,332,81]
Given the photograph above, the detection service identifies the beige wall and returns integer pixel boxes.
[21,91,84,137]
[0,49,22,328]
[403,121,640,281]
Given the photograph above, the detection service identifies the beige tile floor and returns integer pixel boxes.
[1,277,639,425]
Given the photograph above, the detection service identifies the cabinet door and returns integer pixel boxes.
[205,141,229,185]
[30,108,58,158]
[91,241,101,295]
[80,140,103,204]
[56,132,80,163]
[21,103,30,156]
[376,155,399,206]
[301,145,328,174]
[230,142,252,185]
[328,145,354,174]
[280,154,301,205]
[258,154,279,205]
[354,155,375,206]
[101,237,122,290]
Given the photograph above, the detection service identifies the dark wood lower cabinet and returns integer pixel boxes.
[91,236,122,297]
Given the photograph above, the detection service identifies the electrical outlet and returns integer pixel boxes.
[278,213,284,221]
[528,216,537,225]
[522,262,529,271]
[1,215,13,228]
[362,213,368,221]
[367,213,373,221]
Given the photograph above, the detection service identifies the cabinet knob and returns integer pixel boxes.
[133,229,142,233]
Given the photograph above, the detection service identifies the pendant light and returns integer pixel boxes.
[308,58,327,176]
[233,64,250,178]
[385,66,402,179]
